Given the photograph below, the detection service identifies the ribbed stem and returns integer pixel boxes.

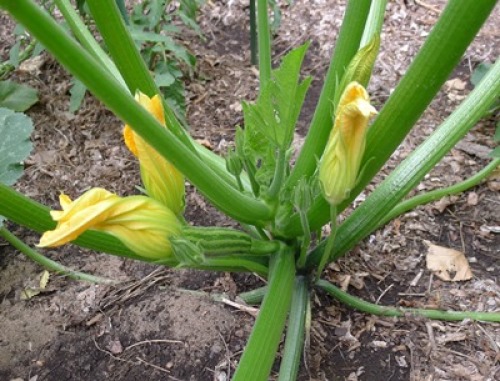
[278,276,309,381]
[232,248,295,381]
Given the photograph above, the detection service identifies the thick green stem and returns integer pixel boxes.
[317,280,500,322]
[286,0,371,188]
[378,158,500,228]
[278,276,309,381]
[233,248,295,381]
[0,227,118,284]
[306,59,500,268]
[257,0,271,87]
[54,0,126,87]
[0,0,273,225]
[283,0,498,236]
[86,0,157,96]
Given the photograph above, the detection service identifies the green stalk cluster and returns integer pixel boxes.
[0,1,498,380]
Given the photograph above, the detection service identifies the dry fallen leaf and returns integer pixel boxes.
[20,270,51,300]
[425,241,473,281]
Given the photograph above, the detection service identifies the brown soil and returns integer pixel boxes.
[1,1,499,380]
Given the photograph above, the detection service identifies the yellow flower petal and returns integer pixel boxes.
[122,92,185,214]
[38,188,181,259]
[319,82,377,206]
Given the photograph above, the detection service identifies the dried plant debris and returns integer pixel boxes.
[425,241,473,282]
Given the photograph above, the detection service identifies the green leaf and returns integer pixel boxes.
[494,121,500,142]
[155,71,175,87]
[0,107,33,186]
[243,43,311,150]
[69,78,87,113]
[8,40,21,68]
[0,80,38,111]
[471,62,492,87]
[489,146,500,158]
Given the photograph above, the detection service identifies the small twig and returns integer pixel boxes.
[425,322,437,352]
[220,297,259,317]
[376,284,394,305]
[135,357,170,374]
[409,270,424,287]
[415,0,440,14]
[124,339,183,352]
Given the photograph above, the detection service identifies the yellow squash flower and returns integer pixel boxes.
[123,92,185,215]
[319,82,377,206]
[38,188,181,259]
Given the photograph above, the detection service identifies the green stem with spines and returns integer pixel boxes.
[306,58,500,268]
[278,276,309,381]
[181,226,280,255]
[378,158,500,228]
[0,0,273,225]
[232,248,295,381]
[317,279,500,322]
[283,0,498,237]
[285,0,372,189]
[0,227,118,285]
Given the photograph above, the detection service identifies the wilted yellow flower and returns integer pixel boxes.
[123,92,185,215]
[319,82,377,206]
[38,188,181,259]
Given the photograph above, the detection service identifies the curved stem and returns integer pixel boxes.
[378,158,500,228]
[278,275,309,381]
[0,227,118,285]
[233,248,295,381]
[317,279,500,322]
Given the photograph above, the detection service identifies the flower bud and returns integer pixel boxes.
[38,188,181,259]
[123,92,185,215]
[319,82,377,206]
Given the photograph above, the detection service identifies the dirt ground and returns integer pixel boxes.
[1,1,499,380]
